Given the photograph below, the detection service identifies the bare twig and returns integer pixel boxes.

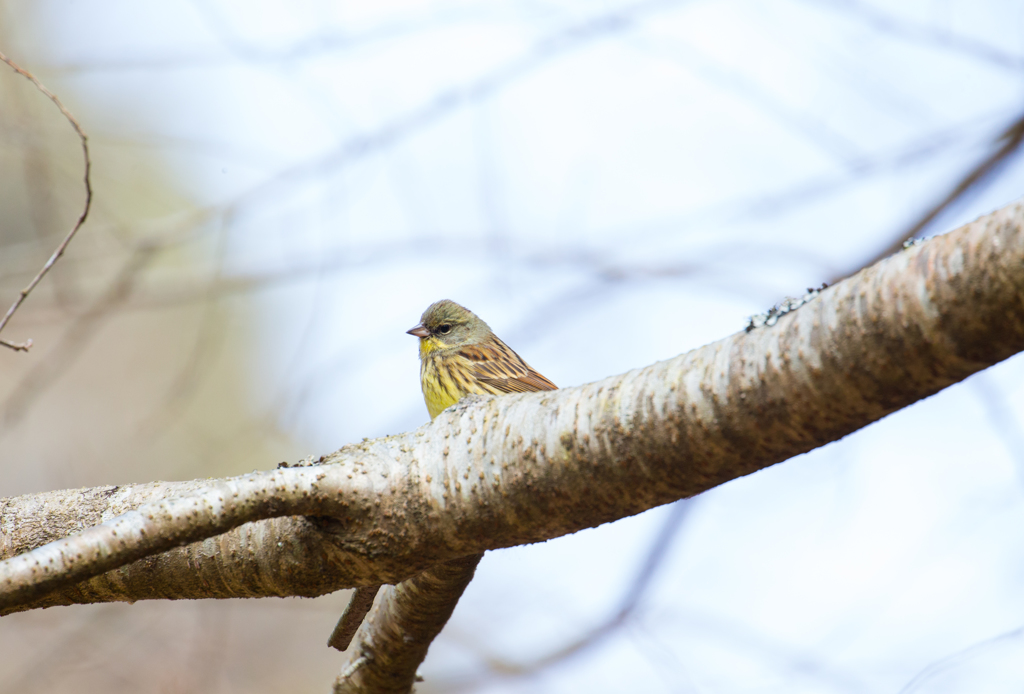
[0,51,92,352]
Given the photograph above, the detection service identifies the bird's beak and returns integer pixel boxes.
[406,324,430,338]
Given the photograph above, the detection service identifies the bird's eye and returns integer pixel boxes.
[437,324,452,334]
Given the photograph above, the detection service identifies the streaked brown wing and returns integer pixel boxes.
[459,338,557,393]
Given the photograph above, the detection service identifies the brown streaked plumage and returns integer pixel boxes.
[407,299,556,419]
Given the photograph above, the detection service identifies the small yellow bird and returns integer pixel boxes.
[334,299,549,652]
[407,300,557,419]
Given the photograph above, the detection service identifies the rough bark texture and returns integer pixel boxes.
[333,554,482,694]
[0,497,363,613]
[2,200,1023,614]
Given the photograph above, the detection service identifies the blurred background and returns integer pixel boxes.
[2,0,1024,692]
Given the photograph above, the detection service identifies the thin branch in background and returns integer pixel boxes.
[812,0,1024,72]
[136,213,234,440]
[39,8,472,75]
[4,605,121,694]
[25,235,830,316]
[971,373,1024,488]
[628,606,870,692]
[1,245,158,428]
[834,109,1024,283]
[0,0,686,354]
[189,0,473,65]
[523,499,694,665]
[8,91,975,325]
[528,499,694,665]
[3,52,988,329]
[443,499,694,692]
[898,625,1024,694]
[628,626,704,692]
[136,291,229,441]
[611,110,990,260]
[0,112,965,323]
[626,32,866,165]
[0,51,92,352]
[207,0,685,234]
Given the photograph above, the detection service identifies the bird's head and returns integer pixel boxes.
[407,299,492,355]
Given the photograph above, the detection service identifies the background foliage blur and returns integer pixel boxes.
[2,1,1024,692]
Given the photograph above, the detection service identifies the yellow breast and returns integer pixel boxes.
[419,350,497,419]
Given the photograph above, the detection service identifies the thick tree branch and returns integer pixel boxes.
[333,555,482,694]
[2,199,1024,615]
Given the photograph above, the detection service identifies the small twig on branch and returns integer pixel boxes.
[329,585,383,652]
[0,50,92,352]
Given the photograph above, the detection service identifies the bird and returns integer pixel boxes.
[407,299,557,419]
[327,299,557,653]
